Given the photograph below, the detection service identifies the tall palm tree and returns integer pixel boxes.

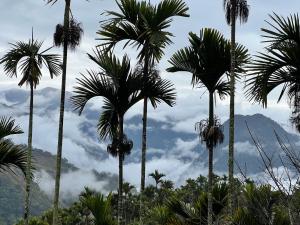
[46,1,83,224]
[167,28,249,225]
[98,0,189,192]
[0,36,61,225]
[149,170,165,189]
[71,49,176,225]
[246,13,300,132]
[223,0,250,215]
[0,117,27,176]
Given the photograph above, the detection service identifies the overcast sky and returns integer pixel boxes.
[0,0,299,128]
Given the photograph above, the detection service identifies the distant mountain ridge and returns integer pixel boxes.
[0,87,299,180]
[0,147,118,225]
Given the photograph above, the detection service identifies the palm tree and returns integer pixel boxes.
[0,36,61,225]
[223,0,250,215]
[149,170,166,189]
[46,1,83,224]
[167,28,249,225]
[160,180,174,190]
[98,0,189,192]
[0,117,27,176]
[246,13,300,133]
[167,182,228,225]
[80,192,117,225]
[123,182,135,197]
[71,49,176,225]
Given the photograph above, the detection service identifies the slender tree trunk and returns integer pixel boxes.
[141,47,150,192]
[141,97,148,192]
[118,115,124,225]
[228,0,237,217]
[208,91,214,225]
[140,43,150,222]
[52,1,70,224]
[24,82,34,225]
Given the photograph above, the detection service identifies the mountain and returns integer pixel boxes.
[0,148,118,225]
[0,87,299,187]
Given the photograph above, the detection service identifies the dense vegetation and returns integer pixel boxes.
[14,174,300,225]
[1,0,300,224]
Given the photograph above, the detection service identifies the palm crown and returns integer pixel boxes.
[149,170,166,186]
[167,28,249,96]
[98,0,189,63]
[72,49,176,140]
[223,0,250,25]
[0,39,61,88]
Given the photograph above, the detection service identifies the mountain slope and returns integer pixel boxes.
[0,87,299,184]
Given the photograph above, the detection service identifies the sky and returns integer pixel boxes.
[0,0,299,128]
[0,0,299,196]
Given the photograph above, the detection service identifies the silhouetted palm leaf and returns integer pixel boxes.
[72,50,176,123]
[168,28,249,95]
[0,117,23,140]
[0,39,61,87]
[98,0,189,62]
[0,117,28,176]
[0,141,27,176]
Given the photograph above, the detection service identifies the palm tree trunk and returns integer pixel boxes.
[118,115,124,225]
[52,0,71,224]
[141,47,150,192]
[208,91,214,225]
[140,43,150,222]
[228,0,236,217]
[24,82,34,225]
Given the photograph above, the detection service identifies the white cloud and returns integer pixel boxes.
[222,141,258,156]
[35,170,109,200]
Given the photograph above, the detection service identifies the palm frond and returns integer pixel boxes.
[144,77,176,108]
[98,0,189,62]
[72,70,116,115]
[262,13,300,47]
[0,140,28,176]
[97,100,118,140]
[80,192,117,225]
[168,28,249,96]
[0,117,23,140]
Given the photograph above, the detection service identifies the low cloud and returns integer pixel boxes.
[35,169,109,200]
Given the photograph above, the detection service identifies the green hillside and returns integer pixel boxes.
[0,148,118,225]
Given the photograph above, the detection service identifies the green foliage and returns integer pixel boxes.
[7,175,300,225]
[80,192,117,225]
[0,117,28,176]
[167,28,249,95]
